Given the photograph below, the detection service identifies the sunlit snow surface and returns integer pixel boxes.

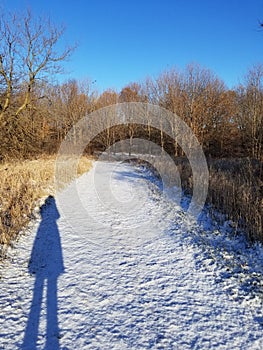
[1,161,263,349]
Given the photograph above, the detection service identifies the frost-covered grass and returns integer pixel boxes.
[191,205,263,306]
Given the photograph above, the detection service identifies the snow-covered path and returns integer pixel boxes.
[1,161,263,349]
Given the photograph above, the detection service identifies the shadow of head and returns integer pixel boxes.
[40,195,60,221]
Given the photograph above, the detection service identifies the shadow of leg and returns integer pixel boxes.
[23,196,64,349]
[22,275,44,349]
[46,276,60,350]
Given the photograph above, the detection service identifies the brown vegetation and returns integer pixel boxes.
[174,157,263,241]
[208,158,262,241]
[0,156,92,258]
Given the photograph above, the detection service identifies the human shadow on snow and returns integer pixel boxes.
[22,195,64,350]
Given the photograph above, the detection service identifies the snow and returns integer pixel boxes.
[1,160,263,349]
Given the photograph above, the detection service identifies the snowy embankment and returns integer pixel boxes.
[0,160,263,349]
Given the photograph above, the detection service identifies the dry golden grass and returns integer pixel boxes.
[0,155,93,257]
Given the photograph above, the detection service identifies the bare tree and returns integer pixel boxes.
[0,9,73,122]
[236,64,263,160]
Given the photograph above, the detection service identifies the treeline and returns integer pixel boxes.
[0,10,262,160]
[1,63,263,161]
[91,63,263,160]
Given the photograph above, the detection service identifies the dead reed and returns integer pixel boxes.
[208,158,262,241]
[0,156,92,257]
[175,157,262,242]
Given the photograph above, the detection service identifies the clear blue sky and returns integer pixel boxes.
[2,0,263,92]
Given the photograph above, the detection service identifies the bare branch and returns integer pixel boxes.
[0,9,74,120]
